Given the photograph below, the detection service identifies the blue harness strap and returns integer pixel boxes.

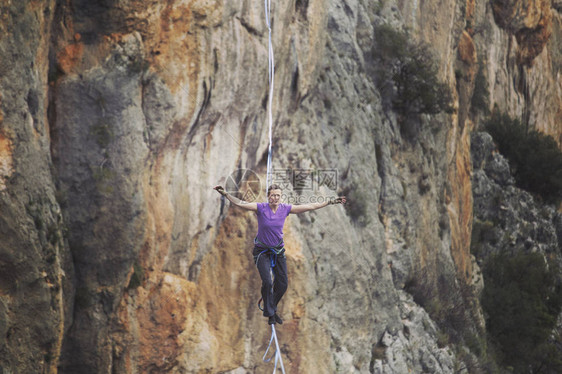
[253,238,285,268]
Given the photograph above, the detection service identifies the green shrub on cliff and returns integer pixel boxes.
[482,251,562,373]
[127,262,145,289]
[485,111,562,205]
[404,269,482,353]
[471,62,490,115]
[341,183,370,226]
[371,24,453,117]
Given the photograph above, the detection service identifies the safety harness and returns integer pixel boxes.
[254,237,285,267]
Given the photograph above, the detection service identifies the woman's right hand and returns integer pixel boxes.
[214,185,226,195]
[213,185,257,211]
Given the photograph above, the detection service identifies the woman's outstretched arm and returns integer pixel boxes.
[290,196,346,214]
[214,185,258,211]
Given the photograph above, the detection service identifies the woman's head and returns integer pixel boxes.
[267,184,282,206]
[267,184,282,196]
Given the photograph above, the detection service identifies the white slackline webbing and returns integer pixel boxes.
[264,0,275,192]
[262,324,286,373]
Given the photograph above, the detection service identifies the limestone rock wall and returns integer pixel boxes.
[0,0,560,373]
[473,0,562,143]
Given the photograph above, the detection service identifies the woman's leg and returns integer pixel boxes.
[253,248,275,317]
[272,256,288,312]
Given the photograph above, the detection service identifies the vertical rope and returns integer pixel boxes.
[265,0,274,193]
[271,325,286,373]
[262,325,286,373]
[261,4,286,372]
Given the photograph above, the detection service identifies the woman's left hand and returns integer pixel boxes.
[334,196,346,205]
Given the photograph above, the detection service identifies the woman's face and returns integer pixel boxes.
[268,189,282,205]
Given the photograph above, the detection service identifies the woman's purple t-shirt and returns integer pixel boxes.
[255,202,292,247]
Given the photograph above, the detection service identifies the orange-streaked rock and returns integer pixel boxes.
[515,14,552,65]
[0,131,14,192]
[491,0,552,65]
[136,274,196,372]
[458,31,477,66]
[56,42,84,74]
[465,0,476,34]
[447,118,474,282]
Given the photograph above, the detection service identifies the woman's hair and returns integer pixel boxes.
[267,184,282,196]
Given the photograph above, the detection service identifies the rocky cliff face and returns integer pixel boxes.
[471,131,561,263]
[0,0,560,373]
[470,131,562,370]
[0,1,71,373]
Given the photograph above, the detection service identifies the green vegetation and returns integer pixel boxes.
[373,0,384,15]
[129,56,150,76]
[371,24,453,119]
[485,110,562,205]
[471,62,490,115]
[92,165,116,195]
[127,262,144,289]
[371,344,386,360]
[90,119,114,149]
[342,183,370,226]
[403,269,507,372]
[470,219,496,257]
[48,66,64,84]
[75,287,95,309]
[92,166,114,183]
[404,270,479,347]
[482,251,562,373]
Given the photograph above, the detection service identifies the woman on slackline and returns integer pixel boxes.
[214,184,346,325]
